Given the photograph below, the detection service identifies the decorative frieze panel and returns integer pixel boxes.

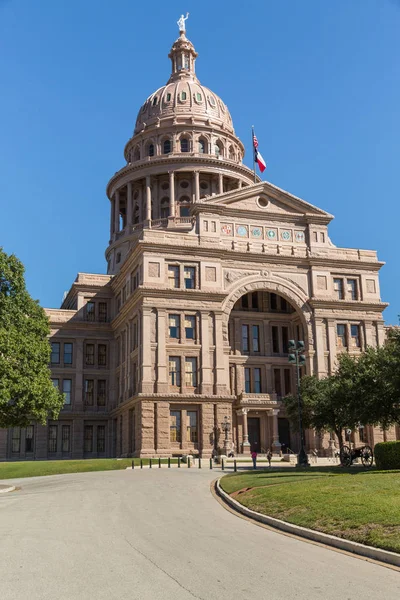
[220,222,306,243]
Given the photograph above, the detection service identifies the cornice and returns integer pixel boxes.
[310,299,388,312]
[191,202,329,225]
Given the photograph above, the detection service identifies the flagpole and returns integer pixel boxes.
[252,125,256,183]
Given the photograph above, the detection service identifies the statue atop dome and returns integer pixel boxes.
[177,12,189,33]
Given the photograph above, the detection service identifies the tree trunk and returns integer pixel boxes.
[335,428,344,450]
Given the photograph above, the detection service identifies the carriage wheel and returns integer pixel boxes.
[360,445,373,468]
[340,445,352,467]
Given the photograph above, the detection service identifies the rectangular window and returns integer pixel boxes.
[61,425,70,453]
[284,369,291,396]
[85,344,95,366]
[62,379,72,405]
[270,293,278,310]
[25,425,34,453]
[272,326,279,353]
[185,315,196,340]
[51,378,59,390]
[98,344,107,366]
[63,343,73,365]
[48,425,57,453]
[274,369,282,396]
[169,356,181,386]
[185,357,197,387]
[333,278,344,300]
[97,380,106,406]
[97,425,106,453]
[169,314,180,339]
[242,294,249,309]
[84,426,93,453]
[337,324,347,348]
[252,292,259,310]
[242,324,249,353]
[132,321,138,349]
[184,266,196,289]
[244,368,251,393]
[347,279,357,301]
[86,301,95,321]
[252,325,260,352]
[281,298,288,312]
[350,324,360,347]
[98,302,107,322]
[11,427,21,453]
[170,411,181,442]
[168,265,180,289]
[282,327,289,354]
[254,368,261,393]
[84,379,94,405]
[51,342,60,364]
[187,411,198,443]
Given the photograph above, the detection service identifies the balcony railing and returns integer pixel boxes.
[237,392,279,406]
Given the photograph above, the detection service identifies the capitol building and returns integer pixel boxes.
[0,24,397,461]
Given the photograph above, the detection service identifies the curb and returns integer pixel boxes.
[215,478,400,568]
[0,485,16,494]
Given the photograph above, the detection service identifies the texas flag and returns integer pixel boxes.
[253,132,267,173]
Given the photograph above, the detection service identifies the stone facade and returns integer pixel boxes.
[0,29,398,460]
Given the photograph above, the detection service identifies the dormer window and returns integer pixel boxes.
[196,93,202,101]
[152,97,158,106]
[180,138,189,153]
[181,91,187,101]
[166,93,171,102]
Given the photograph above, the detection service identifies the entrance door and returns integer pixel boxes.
[248,418,261,453]
[278,418,291,452]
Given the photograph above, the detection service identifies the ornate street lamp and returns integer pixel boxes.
[221,415,231,456]
[288,340,310,468]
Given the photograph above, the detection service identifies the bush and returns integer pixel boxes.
[374,441,400,470]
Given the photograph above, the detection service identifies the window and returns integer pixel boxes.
[359,426,365,443]
[170,411,181,442]
[252,292,259,310]
[282,327,289,354]
[169,314,180,339]
[180,137,189,152]
[48,425,57,453]
[148,143,154,157]
[86,301,95,321]
[168,265,180,289]
[254,368,261,393]
[98,344,107,367]
[284,369,291,395]
[169,357,181,386]
[62,379,72,405]
[252,325,260,352]
[51,342,60,364]
[273,369,282,396]
[97,380,106,406]
[85,344,95,366]
[242,325,249,353]
[84,426,93,453]
[11,428,21,453]
[272,326,279,353]
[166,93,171,101]
[160,197,169,219]
[214,142,223,157]
[64,343,73,365]
[97,425,106,453]
[184,266,195,289]
[152,96,158,106]
[131,269,139,291]
[347,279,357,300]
[51,378,59,390]
[350,324,360,347]
[185,315,195,340]
[198,139,206,153]
[333,278,344,300]
[270,293,278,310]
[185,357,197,387]
[181,91,187,100]
[337,324,347,348]
[84,380,94,405]
[187,411,198,443]
[196,93,202,101]
[245,368,251,393]
[179,201,190,217]
[61,425,70,453]
[242,294,249,309]
[281,298,288,312]
[25,425,34,452]
[163,139,171,154]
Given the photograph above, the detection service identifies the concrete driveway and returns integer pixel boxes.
[0,469,399,600]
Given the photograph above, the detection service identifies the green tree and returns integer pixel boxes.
[0,248,63,427]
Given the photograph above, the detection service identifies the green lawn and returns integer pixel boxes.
[220,468,400,553]
[0,458,177,480]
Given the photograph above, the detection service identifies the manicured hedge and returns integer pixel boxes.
[374,441,400,470]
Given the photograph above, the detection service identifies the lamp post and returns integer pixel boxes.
[288,340,310,467]
[221,415,231,456]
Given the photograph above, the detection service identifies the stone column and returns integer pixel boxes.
[145,176,152,227]
[218,173,223,195]
[200,311,213,395]
[201,403,214,458]
[194,170,200,202]
[314,318,327,377]
[155,401,170,455]
[376,321,386,347]
[139,401,156,456]
[110,197,115,239]
[114,189,120,233]
[126,182,133,229]
[271,409,281,454]
[214,312,227,395]
[169,171,175,218]
[156,309,168,393]
[241,409,250,454]
[327,319,337,374]
[141,308,153,394]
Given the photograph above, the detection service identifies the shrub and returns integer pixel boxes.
[374,441,400,470]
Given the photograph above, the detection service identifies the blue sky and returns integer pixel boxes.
[0,0,399,323]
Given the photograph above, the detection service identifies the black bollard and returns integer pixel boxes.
[198,457,201,469]
[210,458,213,470]
[168,457,171,469]
[234,459,237,472]
[132,460,135,470]
[159,457,161,469]
[149,458,152,469]
[222,458,225,471]
[188,457,191,468]
[178,457,181,468]
[140,459,143,469]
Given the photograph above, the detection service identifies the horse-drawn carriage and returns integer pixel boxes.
[339,444,374,467]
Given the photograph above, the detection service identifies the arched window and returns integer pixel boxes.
[198,139,207,154]
[148,143,154,157]
[180,137,189,153]
[133,203,140,224]
[152,96,158,106]
[181,91,187,101]
[179,196,191,217]
[133,147,140,161]
[160,197,170,219]
[214,141,224,157]
[229,146,235,160]
[163,139,171,154]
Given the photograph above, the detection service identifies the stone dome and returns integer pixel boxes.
[133,33,234,135]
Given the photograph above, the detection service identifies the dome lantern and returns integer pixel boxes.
[168,32,198,82]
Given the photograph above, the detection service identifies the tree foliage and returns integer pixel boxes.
[0,248,63,428]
